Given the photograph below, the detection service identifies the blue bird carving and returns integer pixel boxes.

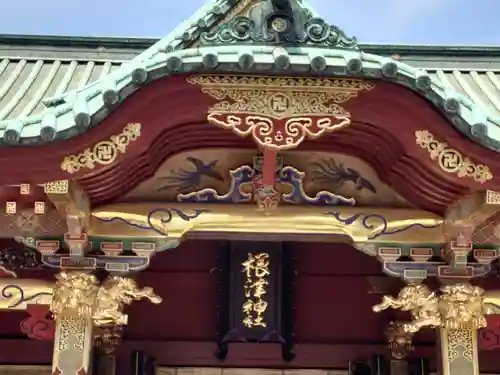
[311,159,377,194]
[156,157,224,193]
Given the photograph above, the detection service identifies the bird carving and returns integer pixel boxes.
[156,157,224,192]
[311,159,377,194]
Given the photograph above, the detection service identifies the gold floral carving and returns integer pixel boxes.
[187,75,374,150]
[61,123,141,174]
[415,130,492,183]
[439,283,487,330]
[50,272,99,320]
[49,271,162,327]
[373,282,487,333]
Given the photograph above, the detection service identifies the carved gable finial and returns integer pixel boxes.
[200,0,358,49]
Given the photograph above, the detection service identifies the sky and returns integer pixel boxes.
[0,0,499,45]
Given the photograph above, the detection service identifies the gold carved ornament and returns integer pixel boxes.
[415,130,492,183]
[373,283,441,333]
[241,252,270,328]
[386,321,414,360]
[50,271,162,327]
[187,75,374,151]
[372,282,488,333]
[61,123,141,174]
[188,75,373,213]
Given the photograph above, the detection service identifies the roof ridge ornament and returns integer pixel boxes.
[200,0,358,49]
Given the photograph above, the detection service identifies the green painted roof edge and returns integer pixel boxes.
[0,0,499,153]
[2,33,500,57]
[2,45,498,149]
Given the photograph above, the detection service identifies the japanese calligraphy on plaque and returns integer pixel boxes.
[241,252,270,328]
[221,241,283,342]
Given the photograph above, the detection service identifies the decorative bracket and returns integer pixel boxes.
[44,180,90,258]
[444,190,500,270]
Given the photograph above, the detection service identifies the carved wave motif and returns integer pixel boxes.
[178,166,254,203]
[178,165,355,206]
[199,13,358,50]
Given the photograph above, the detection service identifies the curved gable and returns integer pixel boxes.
[0,0,498,153]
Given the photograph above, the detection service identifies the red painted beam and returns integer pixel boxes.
[0,75,496,214]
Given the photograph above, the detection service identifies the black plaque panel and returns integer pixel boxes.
[228,241,282,341]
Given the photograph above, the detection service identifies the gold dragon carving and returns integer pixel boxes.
[93,276,162,326]
[373,283,441,333]
[373,282,488,333]
[50,271,162,326]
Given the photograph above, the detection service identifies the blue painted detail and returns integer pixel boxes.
[156,157,224,193]
[178,165,254,203]
[280,167,355,205]
[178,165,355,206]
[326,211,441,239]
[383,261,490,278]
[41,255,150,271]
[1,284,52,308]
[92,207,209,236]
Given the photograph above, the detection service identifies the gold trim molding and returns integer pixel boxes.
[61,123,141,174]
[415,130,493,183]
[90,203,443,244]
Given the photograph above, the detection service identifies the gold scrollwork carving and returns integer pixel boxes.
[61,123,141,174]
[241,252,270,328]
[188,75,374,150]
[415,130,492,183]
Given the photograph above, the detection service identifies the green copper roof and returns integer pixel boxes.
[0,0,500,152]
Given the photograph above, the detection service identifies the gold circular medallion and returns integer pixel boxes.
[438,149,463,173]
[93,141,118,165]
[267,92,292,117]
